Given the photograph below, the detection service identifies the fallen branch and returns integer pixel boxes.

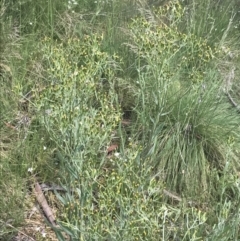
[223,67,240,112]
[34,181,57,227]
[107,144,118,154]
[226,91,240,112]
[163,189,182,202]
[163,189,196,206]
[40,183,67,192]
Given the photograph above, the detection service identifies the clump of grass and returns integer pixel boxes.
[124,0,240,197]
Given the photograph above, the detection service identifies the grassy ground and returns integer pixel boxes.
[1,0,240,240]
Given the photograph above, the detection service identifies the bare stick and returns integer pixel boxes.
[34,181,57,227]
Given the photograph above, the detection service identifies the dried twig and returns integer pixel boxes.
[121,119,131,126]
[222,66,240,112]
[226,91,239,108]
[107,144,118,154]
[163,189,196,206]
[163,189,182,202]
[40,183,67,192]
[34,181,57,227]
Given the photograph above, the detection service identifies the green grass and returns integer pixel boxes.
[1,0,240,240]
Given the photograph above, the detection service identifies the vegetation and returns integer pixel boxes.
[1,0,240,240]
